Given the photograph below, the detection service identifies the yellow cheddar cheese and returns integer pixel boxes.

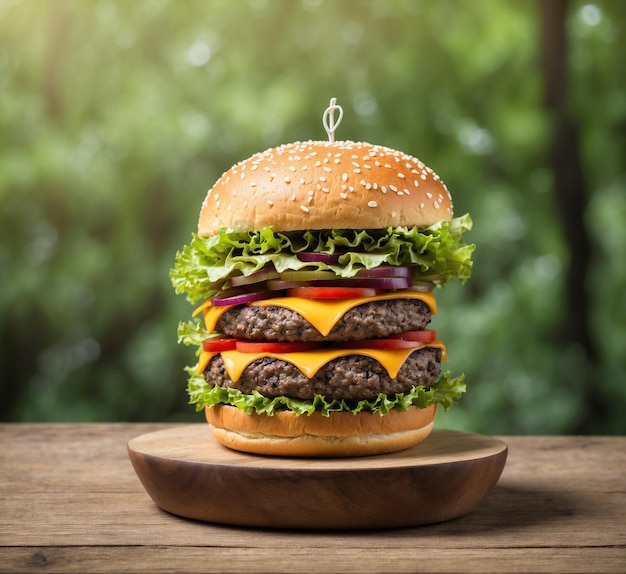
[196,341,447,381]
[196,290,437,336]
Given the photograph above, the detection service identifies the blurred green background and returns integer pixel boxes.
[1,0,624,433]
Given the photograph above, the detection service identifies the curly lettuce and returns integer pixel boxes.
[186,370,466,417]
[170,214,474,303]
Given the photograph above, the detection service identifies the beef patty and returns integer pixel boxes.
[216,298,432,342]
[203,347,441,402]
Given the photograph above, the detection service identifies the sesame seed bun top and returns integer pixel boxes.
[197,140,453,236]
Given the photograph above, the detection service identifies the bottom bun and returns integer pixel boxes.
[205,403,437,457]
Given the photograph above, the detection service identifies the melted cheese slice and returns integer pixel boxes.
[196,341,447,381]
[196,291,437,336]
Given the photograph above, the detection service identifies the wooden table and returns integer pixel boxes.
[0,424,624,573]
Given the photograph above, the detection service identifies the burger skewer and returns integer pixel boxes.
[171,99,474,457]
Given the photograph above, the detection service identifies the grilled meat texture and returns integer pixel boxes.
[217,299,432,342]
[203,347,441,402]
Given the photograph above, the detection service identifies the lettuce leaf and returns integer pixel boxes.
[170,214,474,303]
[186,369,466,417]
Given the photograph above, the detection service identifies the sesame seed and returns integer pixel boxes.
[284,177,291,183]
[308,190,314,196]
[419,202,425,209]
[342,173,348,182]
[323,166,332,172]
[322,187,329,193]
[389,184,398,192]
[353,169,361,174]
[300,205,310,213]
[427,192,433,198]
[267,200,273,206]
[434,201,440,209]
[363,164,372,169]
[250,182,257,187]
[391,211,397,217]
[290,193,296,201]
[368,200,378,208]
[381,186,387,193]
[421,174,427,180]
[340,192,347,199]
[398,173,405,179]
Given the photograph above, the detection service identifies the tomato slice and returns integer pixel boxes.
[390,330,438,343]
[287,286,380,299]
[336,338,423,350]
[202,337,237,352]
[235,340,323,353]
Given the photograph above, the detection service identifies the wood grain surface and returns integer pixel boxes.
[1,424,625,573]
[127,426,507,529]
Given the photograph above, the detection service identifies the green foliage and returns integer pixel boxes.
[1,0,624,432]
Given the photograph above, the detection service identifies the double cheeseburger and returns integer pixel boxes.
[171,124,473,457]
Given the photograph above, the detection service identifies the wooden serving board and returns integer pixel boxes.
[128,426,507,530]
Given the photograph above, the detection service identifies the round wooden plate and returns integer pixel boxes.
[128,426,507,530]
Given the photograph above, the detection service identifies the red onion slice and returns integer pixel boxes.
[270,276,413,291]
[355,266,413,278]
[329,276,413,290]
[297,252,342,264]
[211,289,285,306]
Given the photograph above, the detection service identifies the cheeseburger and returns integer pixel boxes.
[171,101,473,457]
